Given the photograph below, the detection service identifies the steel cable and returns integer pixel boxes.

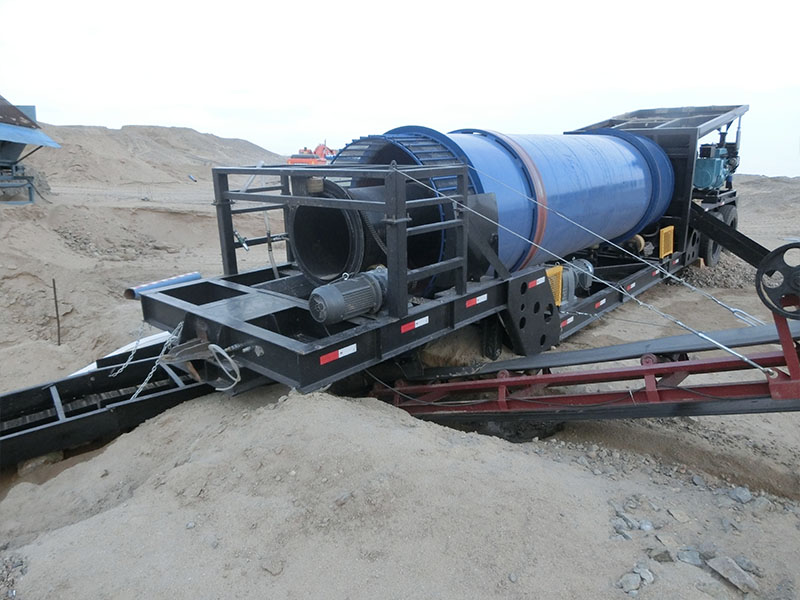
[398,168,776,377]
[465,163,765,326]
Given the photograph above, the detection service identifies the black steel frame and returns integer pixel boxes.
[138,161,693,392]
[139,106,751,393]
[0,163,35,205]
[212,163,470,317]
[571,105,749,251]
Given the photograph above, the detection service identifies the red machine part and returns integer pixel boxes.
[371,313,800,421]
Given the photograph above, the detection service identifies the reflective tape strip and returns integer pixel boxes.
[672,258,680,265]
[594,298,607,309]
[651,270,658,277]
[560,316,574,328]
[626,282,636,291]
[319,343,357,365]
[401,316,430,334]
[465,293,488,308]
[527,276,546,289]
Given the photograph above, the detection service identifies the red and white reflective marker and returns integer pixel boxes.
[527,276,546,289]
[626,282,636,291]
[319,343,357,365]
[560,316,575,328]
[401,315,430,334]
[465,293,488,308]
[651,270,659,277]
[594,298,607,309]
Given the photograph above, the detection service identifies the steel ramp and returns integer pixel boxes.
[0,350,211,468]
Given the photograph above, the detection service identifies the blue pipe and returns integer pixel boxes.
[366,126,675,271]
[124,272,202,300]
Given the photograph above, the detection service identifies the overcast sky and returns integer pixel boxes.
[2,0,798,175]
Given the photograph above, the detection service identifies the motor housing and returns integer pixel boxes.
[308,267,389,325]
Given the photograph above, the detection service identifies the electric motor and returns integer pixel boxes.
[308,267,389,325]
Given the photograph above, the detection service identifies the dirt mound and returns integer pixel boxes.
[25,124,284,187]
[3,390,798,599]
[736,174,800,205]
[679,253,757,289]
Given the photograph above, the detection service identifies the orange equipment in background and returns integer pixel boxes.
[287,142,336,165]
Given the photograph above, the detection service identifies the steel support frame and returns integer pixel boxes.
[0,167,34,205]
[210,163,469,319]
[140,246,684,393]
[571,105,749,258]
[373,314,800,422]
[141,264,558,392]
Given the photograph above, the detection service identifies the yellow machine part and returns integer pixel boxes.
[546,265,563,306]
[659,226,675,259]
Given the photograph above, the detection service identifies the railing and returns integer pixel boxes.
[211,163,470,318]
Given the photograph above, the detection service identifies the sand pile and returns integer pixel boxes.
[680,253,757,289]
[26,124,284,187]
[0,125,283,391]
[3,389,798,599]
[736,175,800,203]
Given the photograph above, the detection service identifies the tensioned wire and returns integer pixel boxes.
[397,168,775,377]
[464,162,765,326]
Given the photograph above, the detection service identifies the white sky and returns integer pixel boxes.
[2,0,798,175]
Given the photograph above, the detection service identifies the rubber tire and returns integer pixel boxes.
[700,211,724,267]
[720,203,738,231]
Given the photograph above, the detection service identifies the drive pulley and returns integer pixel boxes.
[756,242,800,319]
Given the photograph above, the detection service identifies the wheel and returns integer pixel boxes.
[699,211,724,267]
[719,203,738,231]
[755,242,800,319]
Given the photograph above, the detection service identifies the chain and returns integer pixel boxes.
[109,321,148,378]
[128,322,184,402]
[361,212,388,255]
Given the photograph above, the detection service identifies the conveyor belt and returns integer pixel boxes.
[415,396,800,425]
[0,349,211,467]
[415,321,800,380]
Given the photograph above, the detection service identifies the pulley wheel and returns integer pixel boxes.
[755,242,800,319]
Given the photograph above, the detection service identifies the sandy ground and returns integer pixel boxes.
[1,125,799,598]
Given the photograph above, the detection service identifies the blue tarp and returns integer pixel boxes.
[0,122,60,148]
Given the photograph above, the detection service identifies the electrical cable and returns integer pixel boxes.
[207,343,242,391]
[264,212,280,279]
[31,181,53,204]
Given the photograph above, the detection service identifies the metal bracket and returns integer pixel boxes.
[468,230,510,279]
[689,202,768,267]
